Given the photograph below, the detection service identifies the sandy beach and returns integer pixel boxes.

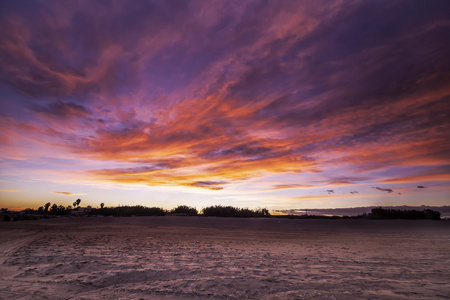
[0,217,449,299]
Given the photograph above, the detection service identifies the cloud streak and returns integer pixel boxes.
[374,187,394,194]
[52,191,84,196]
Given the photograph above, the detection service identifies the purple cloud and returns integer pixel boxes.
[374,187,394,194]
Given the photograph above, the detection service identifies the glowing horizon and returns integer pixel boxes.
[1,1,449,211]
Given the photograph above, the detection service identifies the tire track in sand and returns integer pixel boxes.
[0,231,41,265]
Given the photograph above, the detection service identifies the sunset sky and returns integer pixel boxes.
[1,0,449,211]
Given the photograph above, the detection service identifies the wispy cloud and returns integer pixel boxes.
[374,187,394,194]
[270,184,314,190]
[52,191,85,196]
[186,181,226,190]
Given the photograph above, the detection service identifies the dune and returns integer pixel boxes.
[0,216,449,299]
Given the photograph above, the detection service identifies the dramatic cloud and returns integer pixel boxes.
[1,0,449,209]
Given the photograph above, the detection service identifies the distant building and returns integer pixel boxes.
[71,206,92,215]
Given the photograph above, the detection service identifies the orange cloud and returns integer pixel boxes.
[50,191,87,197]
[52,191,75,196]
[270,184,314,190]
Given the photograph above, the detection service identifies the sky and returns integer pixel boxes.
[1,0,449,211]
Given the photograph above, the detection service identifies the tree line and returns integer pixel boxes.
[1,203,443,221]
[89,205,270,217]
[365,207,441,220]
[279,207,441,220]
[18,198,83,216]
[1,202,271,220]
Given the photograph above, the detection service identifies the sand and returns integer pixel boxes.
[0,216,449,299]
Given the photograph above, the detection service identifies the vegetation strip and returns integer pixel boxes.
[1,203,442,221]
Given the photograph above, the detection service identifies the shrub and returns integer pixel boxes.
[369,207,441,220]
[90,205,166,217]
[201,205,270,218]
[171,205,198,216]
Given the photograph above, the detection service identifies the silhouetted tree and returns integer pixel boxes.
[171,205,198,216]
[369,207,441,220]
[88,205,166,216]
[261,208,271,217]
[58,205,66,214]
[424,209,441,220]
[73,199,81,208]
[44,202,51,212]
[50,203,58,213]
[100,203,104,209]
[202,205,270,217]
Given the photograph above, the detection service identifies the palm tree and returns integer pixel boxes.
[73,199,81,208]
